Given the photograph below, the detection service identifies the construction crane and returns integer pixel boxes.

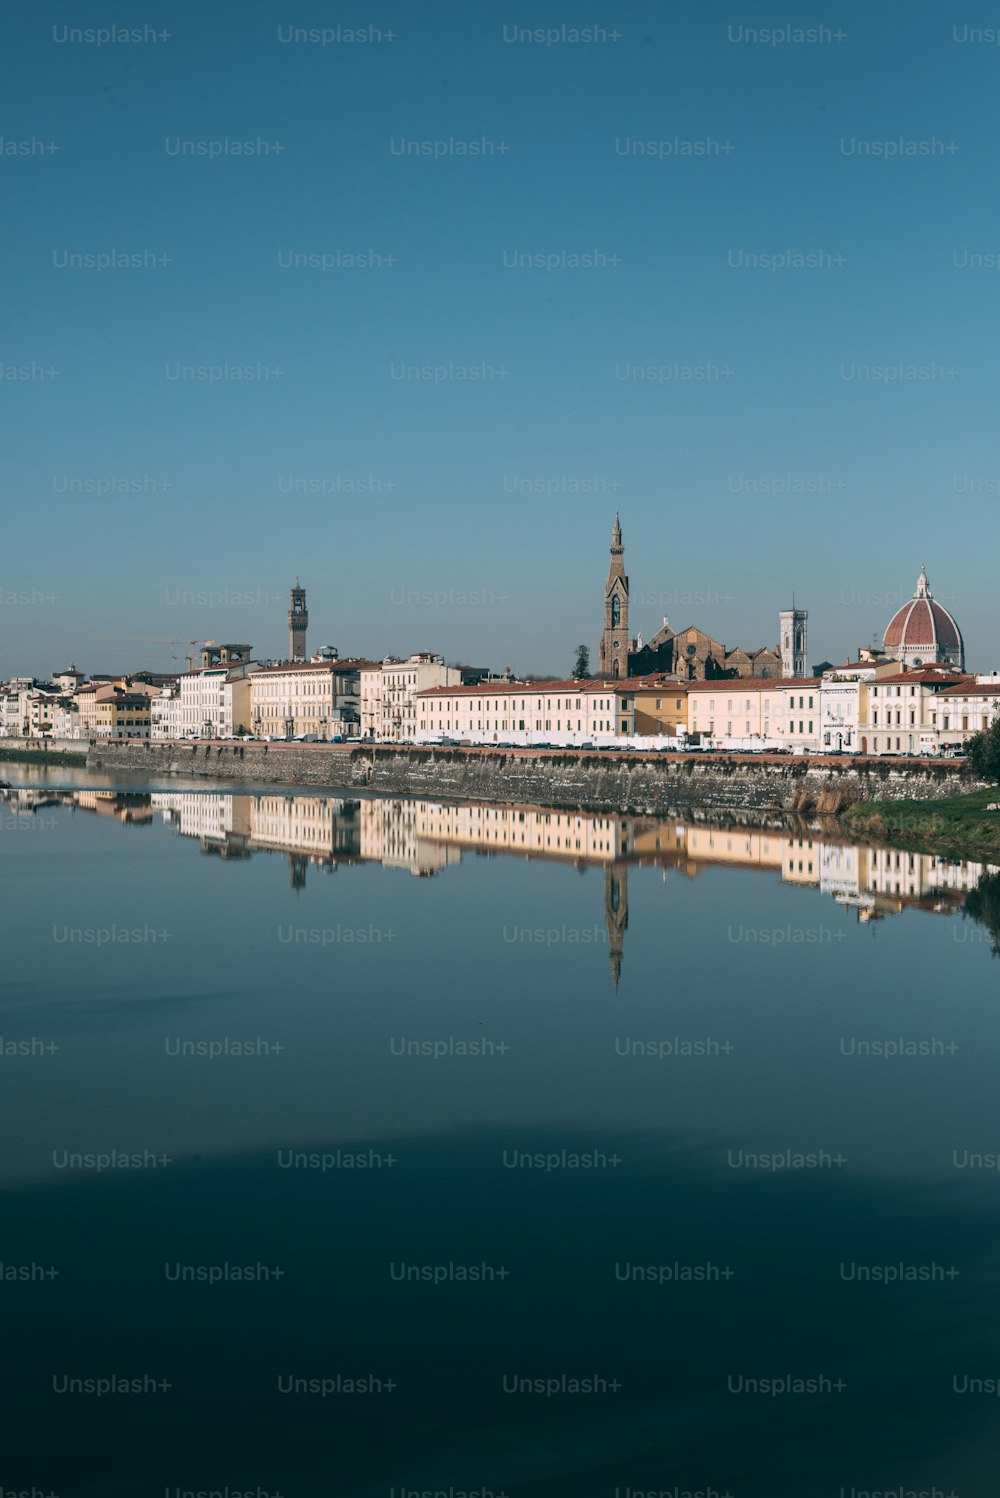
[98,637,203,670]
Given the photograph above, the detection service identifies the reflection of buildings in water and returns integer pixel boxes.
[151,792,249,851]
[0,788,154,824]
[9,789,998,972]
[150,792,455,880]
[359,799,460,877]
[406,800,635,863]
[68,790,154,824]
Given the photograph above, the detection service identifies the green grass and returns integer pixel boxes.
[844,787,1000,860]
[0,745,87,766]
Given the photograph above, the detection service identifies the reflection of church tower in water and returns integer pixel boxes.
[604,863,629,991]
[289,852,308,891]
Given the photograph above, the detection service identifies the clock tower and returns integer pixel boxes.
[289,582,308,661]
[599,513,629,678]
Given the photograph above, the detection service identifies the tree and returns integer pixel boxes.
[967,715,1000,784]
[963,871,1000,958]
[573,645,591,679]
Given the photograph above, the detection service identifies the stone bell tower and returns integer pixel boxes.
[780,605,807,679]
[289,582,308,661]
[599,513,629,678]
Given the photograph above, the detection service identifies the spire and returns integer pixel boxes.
[611,511,622,551]
[915,565,931,599]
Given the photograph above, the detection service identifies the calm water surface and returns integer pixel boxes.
[2,770,1000,1497]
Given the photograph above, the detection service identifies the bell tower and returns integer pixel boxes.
[599,513,629,678]
[289,582,308,661]
[780,605,807,678]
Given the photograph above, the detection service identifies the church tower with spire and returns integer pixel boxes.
[599,513,630,678]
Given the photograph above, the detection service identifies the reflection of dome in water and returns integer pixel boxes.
[883,566,964,669]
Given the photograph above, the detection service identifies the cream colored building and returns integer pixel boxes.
[365,654,466,742]
[859,667,970,755]
[250,659,374,740]
[935,681,1000,748]
[416,678,636,746]
[685,679,820,751]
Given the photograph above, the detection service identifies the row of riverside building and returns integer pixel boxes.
[8,652,993,755]
[2,562,998,753]
[415,658,1000,755]
[0,646,497,745]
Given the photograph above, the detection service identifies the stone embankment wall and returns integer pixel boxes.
[86,741,984,816]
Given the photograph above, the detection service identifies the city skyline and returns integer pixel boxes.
[5,0,1000,677]
[0,534,987,683]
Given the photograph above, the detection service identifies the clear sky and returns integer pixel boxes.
[3,0,999,679]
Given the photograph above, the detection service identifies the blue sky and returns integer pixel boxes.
[3,0,999,677]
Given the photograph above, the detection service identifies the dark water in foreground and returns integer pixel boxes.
[3,774,1000,1497]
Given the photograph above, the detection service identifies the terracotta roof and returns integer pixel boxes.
[685,677,820,693]
[417,678,633,698]
[869,668,970,685]
[939,683,1000,697]
[250,658,377,676]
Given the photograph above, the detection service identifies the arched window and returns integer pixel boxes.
[611,596,620,627]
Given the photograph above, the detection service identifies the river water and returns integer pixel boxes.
[2,768,999,1496]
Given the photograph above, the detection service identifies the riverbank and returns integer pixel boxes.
[86,740,984,818]
[0,744,88,766]
[843,787,1000,862]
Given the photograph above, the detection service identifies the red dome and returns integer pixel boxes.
[883,568,963,662]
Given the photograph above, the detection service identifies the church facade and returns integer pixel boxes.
[598,515,797,682]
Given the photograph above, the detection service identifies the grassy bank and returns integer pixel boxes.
[844,787,1000,861]
[0,745,87,767]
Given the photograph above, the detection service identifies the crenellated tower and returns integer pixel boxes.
[289,582,308,661]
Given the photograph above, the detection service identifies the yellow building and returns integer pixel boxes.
[75,683,151,739]
[631,677,689,737]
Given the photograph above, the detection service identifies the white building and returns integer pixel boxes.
[150,662,258,740]
[374,654,466,742]
[819,659,901,754]
[0,690,21,737]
